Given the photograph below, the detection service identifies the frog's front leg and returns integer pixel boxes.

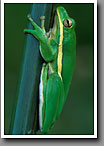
[24,15,57,62]
[39,63,64,133]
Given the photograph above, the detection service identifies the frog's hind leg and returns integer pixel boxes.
[39,63,64,133]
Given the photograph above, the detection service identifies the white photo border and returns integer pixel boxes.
[1,0,97,138]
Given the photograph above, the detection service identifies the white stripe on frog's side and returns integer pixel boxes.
[39,63,53,132]
[39,68,44,132]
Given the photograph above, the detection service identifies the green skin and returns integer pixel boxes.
[24,6,76,133]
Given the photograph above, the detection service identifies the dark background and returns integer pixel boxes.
[4,3,94,134]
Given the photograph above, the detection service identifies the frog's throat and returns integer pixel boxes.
[57,9,63,80]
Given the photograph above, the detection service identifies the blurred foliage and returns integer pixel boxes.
[5,3,94,134]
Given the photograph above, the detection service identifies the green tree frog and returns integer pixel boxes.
[24,6,76,133]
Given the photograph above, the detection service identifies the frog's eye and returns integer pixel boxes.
[63,19,72,28]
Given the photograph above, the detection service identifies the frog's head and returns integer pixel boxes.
[56,6,76,29]
[52,6,76,37]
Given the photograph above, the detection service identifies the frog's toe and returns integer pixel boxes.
[40,16,45,20]
[27,14,31,19]
[24,29,28,33]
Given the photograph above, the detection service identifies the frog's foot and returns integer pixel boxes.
[24,14,45,41]
[24,14,38,34]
